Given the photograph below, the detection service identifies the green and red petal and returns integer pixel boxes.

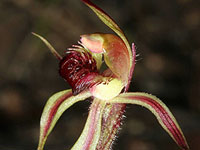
[109,92,189,150]
[37,90,91,150]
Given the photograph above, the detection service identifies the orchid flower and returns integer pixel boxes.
[33,0,189,150]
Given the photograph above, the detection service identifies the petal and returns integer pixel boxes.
[32,32,62,60]
[81,0,134,84]
[109,92,189,150]
[71,99,106,150]
[37,89,91,150]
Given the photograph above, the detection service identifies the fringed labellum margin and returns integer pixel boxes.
[33,0,189,150]
[59,50,99,95]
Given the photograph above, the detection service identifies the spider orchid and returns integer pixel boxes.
[33,0,189,150]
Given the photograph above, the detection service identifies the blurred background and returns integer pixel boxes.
[0,0,200,149]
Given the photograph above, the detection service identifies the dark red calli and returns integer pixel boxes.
[59,50,99,95]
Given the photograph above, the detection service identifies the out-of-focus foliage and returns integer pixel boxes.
[0,0,199,149]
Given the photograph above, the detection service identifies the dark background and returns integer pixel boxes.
[0,0,200,149]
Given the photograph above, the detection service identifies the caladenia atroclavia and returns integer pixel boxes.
[33,0,189,150]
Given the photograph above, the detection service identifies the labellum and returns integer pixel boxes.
[59,49,99,95]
